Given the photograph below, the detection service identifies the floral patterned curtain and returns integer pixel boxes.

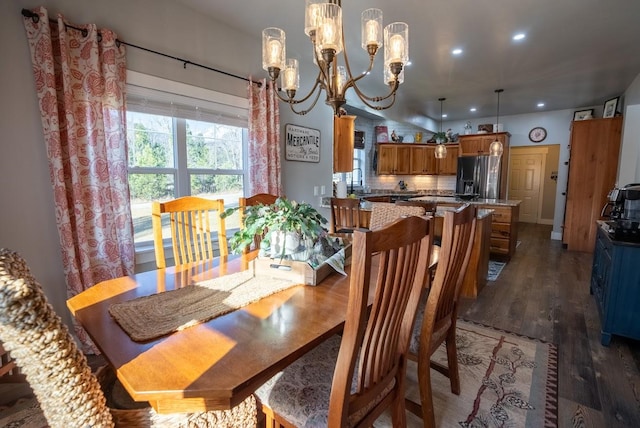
[247,79,282,195]
[23,7,134,353]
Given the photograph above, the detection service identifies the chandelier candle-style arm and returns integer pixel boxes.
[262,0,408,116]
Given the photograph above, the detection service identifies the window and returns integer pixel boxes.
[332,148,365,193]
[126,73,249,249]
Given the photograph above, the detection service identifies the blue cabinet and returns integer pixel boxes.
[591,226,640,345]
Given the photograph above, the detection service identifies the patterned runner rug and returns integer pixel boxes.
[392,319,558,427]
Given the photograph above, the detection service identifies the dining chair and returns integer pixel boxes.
[0,341,23,382]
[368,201,425,230]
[239,193,279,253]
[152,196,228,269]
[406,203,477,427]
[255,215,434,427]
[0,248,257,428]
[330,197,362,233]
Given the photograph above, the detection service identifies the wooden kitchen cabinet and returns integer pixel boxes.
[591,226,640,345]
[410,145,437,174]
[564,117,622,252]
[459,132,510,156]
[478,203,519,259]
[333,115,355,173]
[376,143,411,175]
[436,200,520,260]
[436,145,459,175]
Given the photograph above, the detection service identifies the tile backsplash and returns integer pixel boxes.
[352,116,456,193]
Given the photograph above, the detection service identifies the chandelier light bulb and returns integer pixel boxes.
[388,35,404,63]
[365,20,380,46]
[268,40,282,65]
[282,59,299,91]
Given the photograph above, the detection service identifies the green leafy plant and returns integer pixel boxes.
[221,197,328,255]
[432,131,447,143]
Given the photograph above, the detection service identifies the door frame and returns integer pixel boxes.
[509,146,550,224]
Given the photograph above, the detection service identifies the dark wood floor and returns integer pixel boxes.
[460,222,640,428]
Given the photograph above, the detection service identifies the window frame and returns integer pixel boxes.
[125,71,249,264]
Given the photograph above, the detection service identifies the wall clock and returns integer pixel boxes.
[529,126,547,143]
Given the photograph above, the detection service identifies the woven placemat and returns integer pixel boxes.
[109,270,297,342]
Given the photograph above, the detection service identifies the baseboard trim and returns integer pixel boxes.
[537,218,554,225]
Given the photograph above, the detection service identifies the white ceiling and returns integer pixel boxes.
[175,0,640,128]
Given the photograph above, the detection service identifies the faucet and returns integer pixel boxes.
[350,167,363,194]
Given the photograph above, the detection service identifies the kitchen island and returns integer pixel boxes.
[410,196,521,260]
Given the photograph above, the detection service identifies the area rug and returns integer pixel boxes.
[2,321,558,428]
[397,320,558,428]
[487,260,506,281]
[0,395,46,428]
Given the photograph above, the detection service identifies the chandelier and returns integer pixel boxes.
[262,0,408,116]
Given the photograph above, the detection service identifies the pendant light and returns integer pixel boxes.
[489,89,504,157]
[434,97,447,159]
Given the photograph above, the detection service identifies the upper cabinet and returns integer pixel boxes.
[377,144,411,175]
[377,143,459,175]
[410,145,437,174]
[333,115,356,173]
[459,132,510,156]
[436,145,459,175]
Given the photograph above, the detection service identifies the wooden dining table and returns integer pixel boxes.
[67,251,366,414]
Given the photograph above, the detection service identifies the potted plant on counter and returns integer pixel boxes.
[432,131,447,144]
[222,197,329,261]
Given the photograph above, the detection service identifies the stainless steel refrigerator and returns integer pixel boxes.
[456,155,502,199]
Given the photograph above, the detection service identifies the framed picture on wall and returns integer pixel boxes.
[603,97,619,118]
[573,109,594,120]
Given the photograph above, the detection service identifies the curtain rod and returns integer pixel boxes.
[21,8,261,87]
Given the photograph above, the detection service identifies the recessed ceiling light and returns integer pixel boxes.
[452,48,463,55]
[470,107,477,112]
[537,102,545,107]
[513,33,526,41]
[442,114,448,118]
[406,60,412,66]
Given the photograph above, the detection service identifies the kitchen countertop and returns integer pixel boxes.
[597,220,640,247]
[410,195,521,207]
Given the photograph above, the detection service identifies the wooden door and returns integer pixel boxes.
[410,146,427,174]
[410,146,437,174]
[395,145,412,174]
[377,144,396,174]
[459,137,485,155]
[509,154,543,223]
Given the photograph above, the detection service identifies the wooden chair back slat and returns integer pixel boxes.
[330,197,362,233]
[239,193,279,253]
[152,196,227,269]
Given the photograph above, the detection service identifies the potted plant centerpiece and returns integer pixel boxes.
[432,131,448,144]
[222,197,331,261]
